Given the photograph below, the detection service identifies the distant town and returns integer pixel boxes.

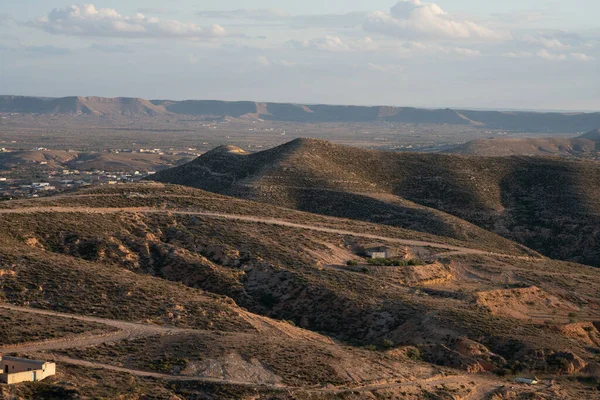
[0,146,200,199]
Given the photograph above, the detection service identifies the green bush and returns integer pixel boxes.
[367,258,425,267]
[346,260,359,266]
[406,347,421,361]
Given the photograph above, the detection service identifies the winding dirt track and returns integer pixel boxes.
[0,205,532,397]
[0,304,202,353]
[0,206,534,260]
[0,303,506,396]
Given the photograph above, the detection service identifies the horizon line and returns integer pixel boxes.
[1,94,598,114]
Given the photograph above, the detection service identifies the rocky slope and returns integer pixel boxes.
[152,138,600,267]
[1,184,600,398]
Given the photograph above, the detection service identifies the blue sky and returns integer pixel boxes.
[1,1,598,110]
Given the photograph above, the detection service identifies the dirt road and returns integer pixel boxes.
[0,206,533,259]
[0,303,197,353]
[0,304,516,398]
[0,205,537,397]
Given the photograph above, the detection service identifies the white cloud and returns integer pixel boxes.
[523,35,570,49]
[255,56,296,68]
[538,38,570,49]
[451,47,481,57]
[364,0,502,40]
[290,36,350,52]
[289,36,375,52]
[403,42,481,57]
[30,4,228,39]
[367,62,403,72]
[503,49,593,62]
[256,56,270,66]
[570,52,594,61]
[536,49,566,61]
[502,51,533,58]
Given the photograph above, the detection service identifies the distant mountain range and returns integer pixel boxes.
[1,95,599,132]
[446,129,600,157]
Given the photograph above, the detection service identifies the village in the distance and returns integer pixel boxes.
[0,146,200,199]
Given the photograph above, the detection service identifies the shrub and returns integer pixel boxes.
[367,258,425,267]
[346,260,359,266]
[406,347,421,361]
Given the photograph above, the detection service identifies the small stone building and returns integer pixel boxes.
[361,244,406,259]
[0,356,56,384]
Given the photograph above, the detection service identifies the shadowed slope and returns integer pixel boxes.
[152,138,600,266]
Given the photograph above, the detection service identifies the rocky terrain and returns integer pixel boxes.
[2,95,599,132]
[152,138,600,267]
[0,183,599,398]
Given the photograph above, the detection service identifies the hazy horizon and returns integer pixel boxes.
[1,93,599,114]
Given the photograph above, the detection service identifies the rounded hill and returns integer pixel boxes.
[151,138,600,266]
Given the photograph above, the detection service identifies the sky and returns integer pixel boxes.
[0,0,598,111]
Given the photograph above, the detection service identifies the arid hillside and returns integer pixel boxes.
[446,129,600,158]
[1,183,600,398]
[152,138,600,267]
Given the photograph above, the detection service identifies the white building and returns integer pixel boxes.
[0,356,56,385]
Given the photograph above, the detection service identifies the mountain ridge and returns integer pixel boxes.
[151,138,600,266]
[2,95,600,131]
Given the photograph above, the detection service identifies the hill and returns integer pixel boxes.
[2,95,600,132]
[0,149,192,172]
[0,183,599,398]
[446,128,600,158]
[152,138,600,267]
[0,149,79,169]
[580,128,600,141]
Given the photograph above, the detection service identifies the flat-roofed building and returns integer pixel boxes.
[0,356,56,385]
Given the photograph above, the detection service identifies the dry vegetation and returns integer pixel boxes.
[0,178,599,397]
[0,309,116,346]
[152,138,600,267]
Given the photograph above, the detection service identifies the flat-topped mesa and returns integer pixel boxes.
[1,95,599,131]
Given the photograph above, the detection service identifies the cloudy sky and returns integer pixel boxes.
[1,0,598,110]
